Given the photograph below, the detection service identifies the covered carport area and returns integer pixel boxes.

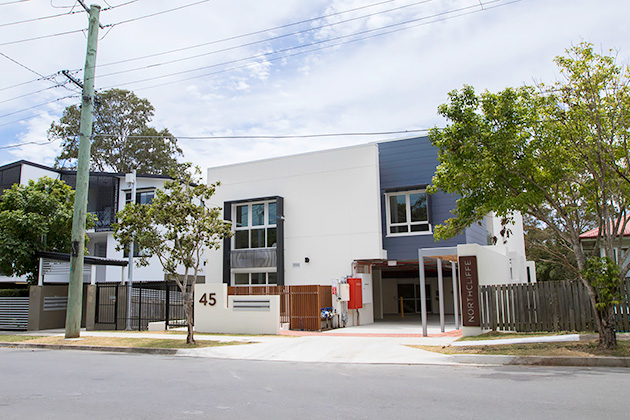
[355,246,460,336]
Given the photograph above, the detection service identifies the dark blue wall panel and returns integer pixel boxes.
[378,136,485,260]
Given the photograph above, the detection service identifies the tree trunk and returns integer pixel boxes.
[579,273,617,349]
[184,291,195,344]
[597,306,617,349]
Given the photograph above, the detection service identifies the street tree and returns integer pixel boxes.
[0,177,94,282]
[113,165,231,344]
[523,215,578,282]
[429,43,630,348]
[48,88,184,175]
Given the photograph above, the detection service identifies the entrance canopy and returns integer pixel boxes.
[418,247,459,337]
[35,250,128,285]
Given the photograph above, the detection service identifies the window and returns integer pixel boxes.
[233,200,277,250]
[233,271,277,285]
[385,190,430,235]
[126,190,155,205]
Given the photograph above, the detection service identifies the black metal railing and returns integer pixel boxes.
[94,282,190,331]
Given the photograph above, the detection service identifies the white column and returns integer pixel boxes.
[37,258,44,286]
[451,261,460,329]
[437,258,445,333]
[418,249,427,337]
[90,264,96,285]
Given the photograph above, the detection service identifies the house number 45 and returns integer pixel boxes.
[198,293,216,306]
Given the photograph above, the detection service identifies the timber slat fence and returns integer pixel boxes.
[480,280,630,333]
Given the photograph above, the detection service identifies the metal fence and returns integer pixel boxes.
[0,297,29,331]
[94,282,188,331]
[479,280,630,333]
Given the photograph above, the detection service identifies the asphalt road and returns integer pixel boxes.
[0,348,627,420]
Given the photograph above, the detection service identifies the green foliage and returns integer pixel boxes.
[582,257,622,311]
[0,177,93,282]
[523,215,580,282]
[429,42,630,348]
[48,88,184,175]
[113,164,232,343]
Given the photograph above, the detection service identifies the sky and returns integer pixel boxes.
[1,0,629,175]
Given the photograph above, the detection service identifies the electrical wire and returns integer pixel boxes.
[0,138,60,151]
[0,102,71,128]
[95,0,433,79]
[101,0,141,11]
[0,0,30,6]
[0,129,429,151]
[102,0,513,91]
[93,129,430,140]
[0,94,78,119]
[104,0,211,27]
[0,0,209,47]
[0,51,47,79]
[0,84,60,105]
[0,27,86,47]
[0,8,82,28]
[94,0,397,69]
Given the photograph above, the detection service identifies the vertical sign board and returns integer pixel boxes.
[458,255,480,327]
[347,278,363,309]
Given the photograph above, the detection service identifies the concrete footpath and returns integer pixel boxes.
[2,327,629,368]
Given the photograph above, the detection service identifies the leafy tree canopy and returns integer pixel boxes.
[48,88,184,175]
[113,165,232,344]
[0,177,93,282]
[429,43,630,348]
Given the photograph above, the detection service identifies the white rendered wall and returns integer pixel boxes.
[485,212,530,283]
[19,164,60,184]
[108,176,171,282]
[457,243,511,336]
[205,143,384,288]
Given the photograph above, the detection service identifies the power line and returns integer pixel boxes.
[0,94,78,119]
[0,101,71,128]
[102,0,513,91]
[94,0,397,69]
[0,7,81,28]
[0,138,60,151]
[0,27,86,47]
[93,129,430,140]
[95,0,433,79]
[101,0,141,11]
[0,0,30,6]
[0,51,47,79]
[0,129,430,150]
[0,0,210,47]
[105,0,211,27]
[0,84,60,105]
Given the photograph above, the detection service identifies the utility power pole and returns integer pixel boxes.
[65,4,100,339]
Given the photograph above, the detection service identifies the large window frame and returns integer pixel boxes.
[385,189,431,236]
[232,269,278,286]
[232,200,277,250]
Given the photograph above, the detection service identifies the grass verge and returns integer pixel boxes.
[411,340,630,358]
[456,331,580,342]
[0,335,248,349]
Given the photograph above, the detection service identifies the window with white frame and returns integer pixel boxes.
[233,271,278,285]
[125,189,155,205]
[233,200,277,249]
[385,190,430,235]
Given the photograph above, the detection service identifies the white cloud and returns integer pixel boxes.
[1,0,629,172]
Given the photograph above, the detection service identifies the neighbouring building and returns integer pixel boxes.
[0,160,170,285]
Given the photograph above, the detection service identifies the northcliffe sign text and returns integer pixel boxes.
[459,255,480,327]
